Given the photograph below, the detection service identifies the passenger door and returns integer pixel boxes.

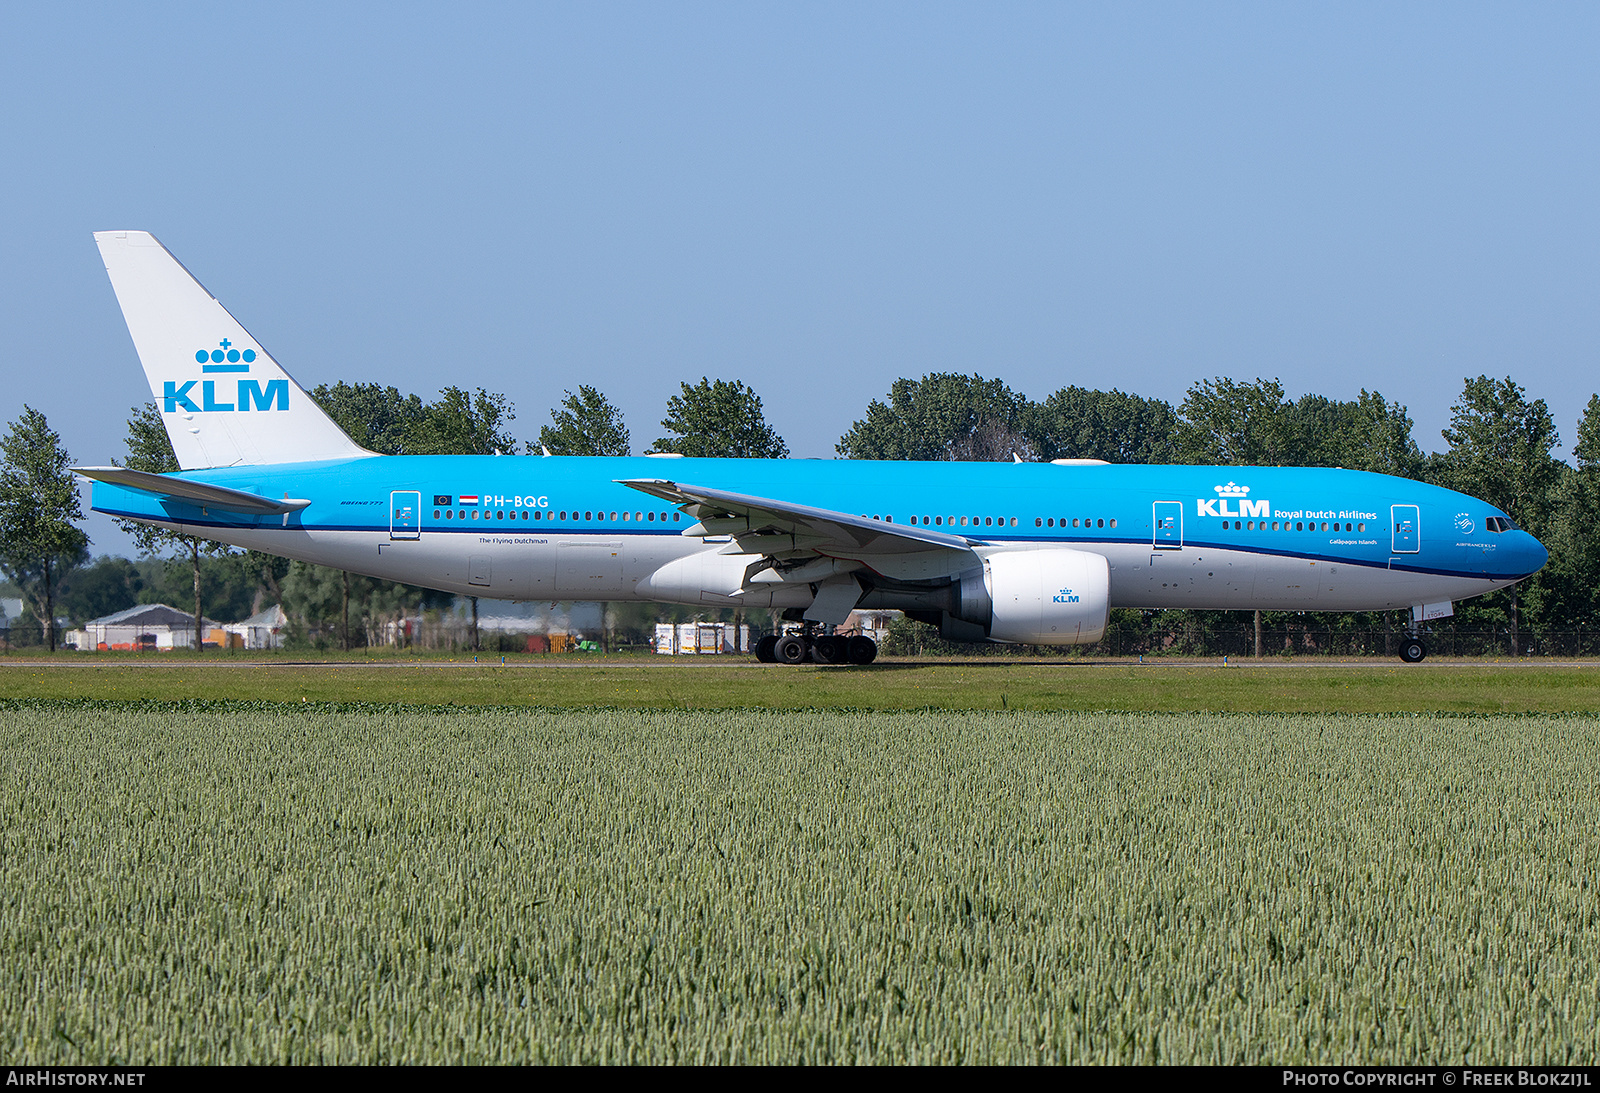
[390,491,421,540]
[1391,505,1420,553]
[1153,501,1183,549]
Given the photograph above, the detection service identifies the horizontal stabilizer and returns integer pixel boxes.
[74,466,310,516]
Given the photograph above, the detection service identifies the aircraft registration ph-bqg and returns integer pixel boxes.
[78,231,1548,664]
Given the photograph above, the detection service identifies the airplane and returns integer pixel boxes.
[76,231,1549,665]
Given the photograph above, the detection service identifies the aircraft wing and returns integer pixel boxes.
[618,477,980,584]
[74,466,311,516]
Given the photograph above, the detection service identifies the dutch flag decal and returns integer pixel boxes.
[459,495,480,505]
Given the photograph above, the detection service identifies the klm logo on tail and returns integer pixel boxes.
[196,338,257,371]
[165,340,287,413]
[1198,482,1269,518]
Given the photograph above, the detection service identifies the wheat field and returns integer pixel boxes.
[1,701,1595,1064]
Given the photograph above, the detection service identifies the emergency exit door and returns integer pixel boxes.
[1153,501,1183,548]
[390,491,421,540]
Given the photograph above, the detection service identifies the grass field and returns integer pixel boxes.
[3,655,1600,712]
[3,700,1596,1064]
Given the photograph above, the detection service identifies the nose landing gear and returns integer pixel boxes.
[1399,637,1427,663]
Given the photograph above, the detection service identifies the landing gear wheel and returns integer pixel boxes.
[774,634,809,665]
[755,635,778,663]
[1399,639,1427,664]
[846,636,878,665]
[812,635,845,664]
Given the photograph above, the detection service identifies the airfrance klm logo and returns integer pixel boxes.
[1197,482,1269,518]
[164,339,288,413]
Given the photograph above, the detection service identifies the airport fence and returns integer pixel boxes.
[881,616,1600,659]
[1092,623,1596,659]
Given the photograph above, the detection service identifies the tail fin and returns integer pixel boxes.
[94,231,370,469]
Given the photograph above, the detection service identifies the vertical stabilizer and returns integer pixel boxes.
[94,231,370,469]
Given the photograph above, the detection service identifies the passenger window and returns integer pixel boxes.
[1109,519,1117,528]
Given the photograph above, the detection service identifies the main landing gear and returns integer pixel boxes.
[755,624,878,665]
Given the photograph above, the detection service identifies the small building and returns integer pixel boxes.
[845,609,901,646]
[225,604,287,649]
[75,604,225,651]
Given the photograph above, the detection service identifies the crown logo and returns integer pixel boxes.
[1214,482,1250,497]
[194,338,257,365]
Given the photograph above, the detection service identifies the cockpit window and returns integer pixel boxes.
[1485,516,1519,533]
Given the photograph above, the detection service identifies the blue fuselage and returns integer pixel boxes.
[90,455,1547,615]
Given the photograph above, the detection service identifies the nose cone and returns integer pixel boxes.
[1516,531,1549,578]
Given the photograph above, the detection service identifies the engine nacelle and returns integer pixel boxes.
[982,547,1110,645]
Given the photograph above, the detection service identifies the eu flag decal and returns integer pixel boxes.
[433,494,452,506]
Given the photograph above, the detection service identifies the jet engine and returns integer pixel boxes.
[864,546,1110,645]
[980,547,1110,645]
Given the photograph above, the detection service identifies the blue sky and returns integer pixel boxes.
[3,3,1597,556]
